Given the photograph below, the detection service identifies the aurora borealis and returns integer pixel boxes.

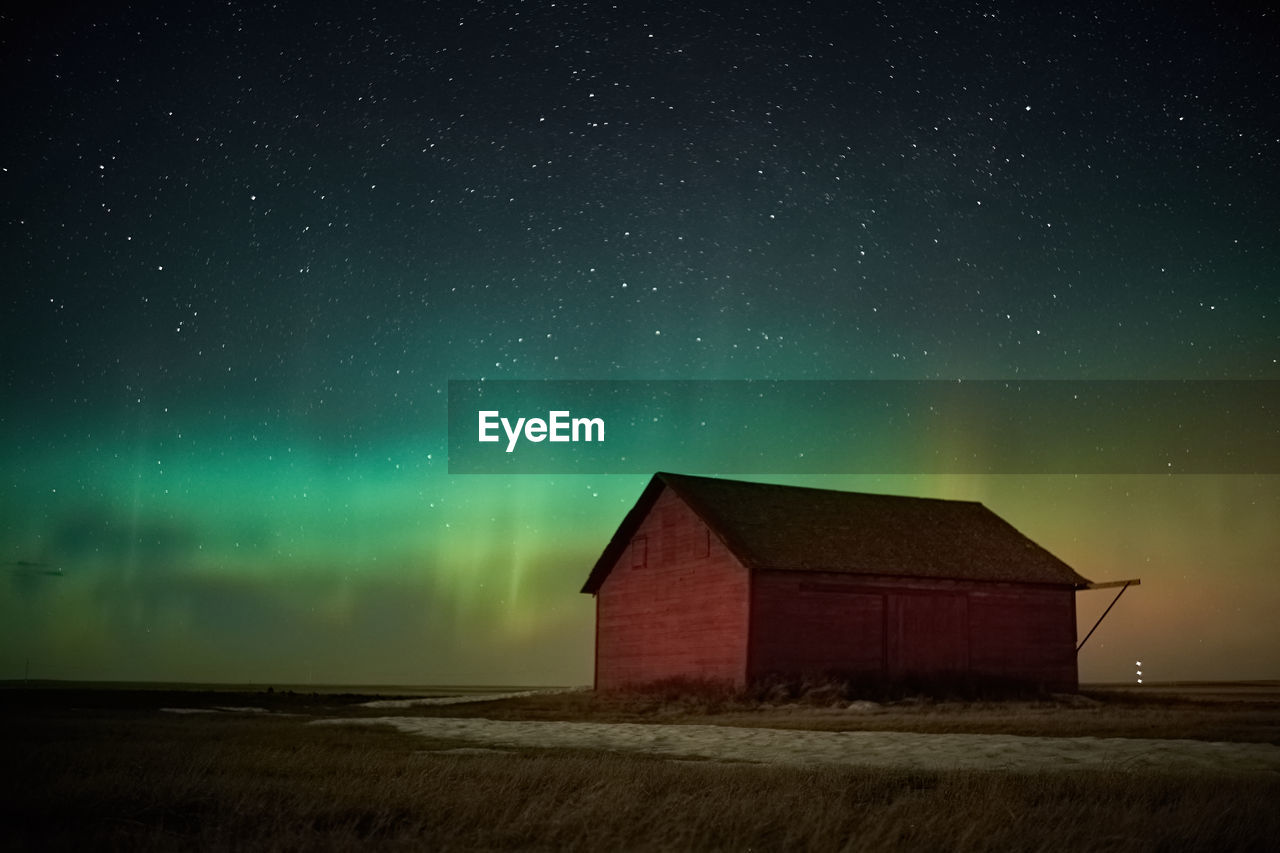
[2,2,1276,686]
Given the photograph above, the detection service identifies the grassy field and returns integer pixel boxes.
[2,684,1278,851]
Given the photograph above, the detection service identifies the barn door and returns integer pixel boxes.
[887,592,969,680]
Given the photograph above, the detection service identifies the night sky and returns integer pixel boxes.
[2,1,1276,686]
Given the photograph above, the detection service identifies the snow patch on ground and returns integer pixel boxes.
[213,706,269,713]
[315,716,1280,774]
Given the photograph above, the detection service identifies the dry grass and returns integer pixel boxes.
[1,703,1278,852]
[1,687,1279,851]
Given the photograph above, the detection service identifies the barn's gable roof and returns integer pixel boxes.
[581,472,1091,594]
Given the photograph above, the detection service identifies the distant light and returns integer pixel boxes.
[1136,660,1142,666]
[1137,679,1143,684]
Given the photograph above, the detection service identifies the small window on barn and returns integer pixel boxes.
[630,535,647,568]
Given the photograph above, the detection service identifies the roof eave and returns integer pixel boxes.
[749,563,1093,588]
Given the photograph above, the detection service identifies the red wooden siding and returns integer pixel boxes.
[748,571,1078,690]
[594,487,750,689]
[887,591,969,679]
[968,585,1078,690]
[748,577,886,678]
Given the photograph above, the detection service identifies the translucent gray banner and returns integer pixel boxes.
[447,380,1277,474]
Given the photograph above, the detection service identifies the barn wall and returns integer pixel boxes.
[748,573,887,679]
[594,487,749,689]
[748,572,1078,691]
[968,584,1078,691]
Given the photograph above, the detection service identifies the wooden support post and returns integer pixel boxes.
[1077,579,1141,654]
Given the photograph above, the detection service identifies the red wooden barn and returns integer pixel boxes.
[581,472,1093,692]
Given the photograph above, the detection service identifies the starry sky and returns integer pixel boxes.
[2,1,1276,687]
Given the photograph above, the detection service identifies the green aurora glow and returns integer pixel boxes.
[2,2,1277,686]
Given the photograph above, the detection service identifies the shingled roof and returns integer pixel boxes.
[581,472,1091,593]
